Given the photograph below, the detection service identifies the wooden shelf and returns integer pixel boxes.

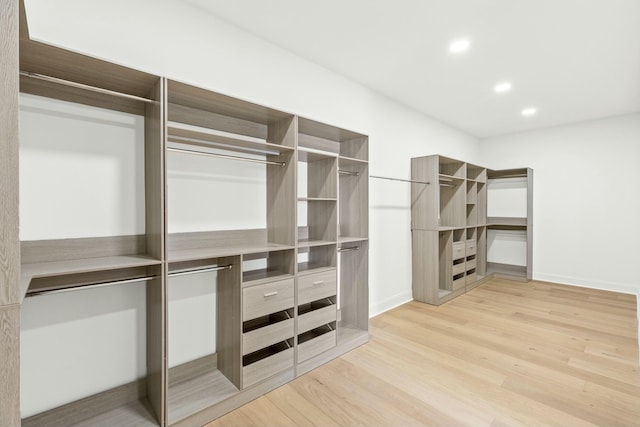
[297,265,336,276]
[338,155,368,165]
[167,369,239,426]
[22,397,159,427]
[297,147,338,162]
[297,239,336,248]
[338,236,368,244]
[242,270,294,286]
[168,242,295,263]
[297,197,337,202]
[20,255,161,300]
[168,121,294,156]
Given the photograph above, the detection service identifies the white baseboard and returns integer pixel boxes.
[369,291,412,318]
[533,272,640,295]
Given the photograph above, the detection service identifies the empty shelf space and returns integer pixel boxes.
[297,239,336,248]
[242,269,294,286]
[297,147,338,162]
[487,217,527,226]
[167,369,239,426]
[168,242,295,263]
[337,236,368,244]
[486,262,527,278]
[20,255,161,300]
[338,155,368,165]
[167,121,293,156]
[297,197,337,202]
[22,397,159,427]
[297,265,336,276]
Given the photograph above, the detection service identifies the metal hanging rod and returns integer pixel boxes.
[338,169,360,176]
[338,246,360,253]
[370,175,430,185]
[167,146,286,167]
[26,275,158,298]
[168,264,233,278]
[19,71,156,104]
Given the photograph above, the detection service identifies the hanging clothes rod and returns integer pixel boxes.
[19,71,156,104]
[338,246,360,253]
[338,169,360,176]
[370,175,430,185]
[167,146,286,167]
[168,264,233,278]
[26,275,158,298]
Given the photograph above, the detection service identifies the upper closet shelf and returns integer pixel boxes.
[297,147,338,162]
[487,217,527,227]
[168,121,294,157]
[168,242,295,263]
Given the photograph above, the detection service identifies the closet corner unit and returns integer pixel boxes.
[411,154,532,306]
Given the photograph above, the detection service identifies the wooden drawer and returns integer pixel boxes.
[243,318,294,356]
[243,278,294,321]
[465,240,477,256]
[466,258,477,270]
[452,261,466,276]
[452,275,466,291]
[452,242,465,260]
[298,270,337,305]
[243,346,293,388]
[298,305,336,335]
[297,329,337,363]
[466,272,477,284]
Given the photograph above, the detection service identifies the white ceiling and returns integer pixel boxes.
[183,0,640,138]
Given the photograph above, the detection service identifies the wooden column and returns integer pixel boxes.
[0,0,21,424]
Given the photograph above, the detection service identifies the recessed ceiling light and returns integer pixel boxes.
[449,39,470,53]
[494,82,512,93]
[521,107,537,117]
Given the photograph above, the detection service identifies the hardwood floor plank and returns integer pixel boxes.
[204,278,640,426]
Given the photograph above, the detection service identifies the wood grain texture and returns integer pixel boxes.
[146,273,165,425]
[0,0,20,307]
[168,103,268,140]
[338,159,368,239]
[21,235,147,264]
[267,117,296,246]
[243,318,294,356]
[526,168,534,281]
[298,117,364,144]
[21,378,156,427]
[243,347,294,388]
[338,241,368,331]
[307,157,337,199]
[0,305,19,426]
[217,255,242,389]
[242,278,294,321]
[209,279,640,427]
[145,78,165,262]
[411,230,439,303]
[297,330,336,363]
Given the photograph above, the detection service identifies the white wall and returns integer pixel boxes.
[480,114,640,294]
[20,0,480,416]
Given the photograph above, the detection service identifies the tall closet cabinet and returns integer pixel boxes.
[411,154,532,306]
[0,2,369,426]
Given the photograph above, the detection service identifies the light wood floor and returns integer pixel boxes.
[207,278,640,427]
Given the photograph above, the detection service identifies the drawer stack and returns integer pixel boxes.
[451,239,478,290]
[465,240,477,283]
[242,278,295,388]
[296,269,338,363]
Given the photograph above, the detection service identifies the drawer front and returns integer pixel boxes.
[452,275,466,291]
[452,242,466,260]
[466,241,477,256]
[242,318,294,356]
[297,330,337,363]
[466,258,477,270]
[298,305,337,335]
[298,270,337,305]
[466,272,477,284]
[243,279,294,321]
[452,262,466,276]
[243,347,294,388]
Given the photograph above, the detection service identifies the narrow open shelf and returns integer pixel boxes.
[297,265,336,276]
[167,369,239,426]
[438,173,465,182]
[168,121,294,156]
[338,155,368,165]
[20,255,161,300]
[337,236,368,244]
[242,270,294,286]
[297,147,338,162]
[486,262,527,279]
[297,239,336,248]
[297,197,337,202]
[487,217,527,230]
[22,396,159,427]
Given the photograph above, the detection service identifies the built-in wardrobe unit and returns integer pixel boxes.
[0,2,369,425]
[411,155,532,305]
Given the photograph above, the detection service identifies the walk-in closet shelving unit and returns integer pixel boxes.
[411,154,531,305]
[1,4,369,425]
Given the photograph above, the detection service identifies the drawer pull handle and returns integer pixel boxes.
[313,281,324,285]
[264,291,278,297]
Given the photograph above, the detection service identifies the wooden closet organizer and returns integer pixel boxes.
[411,154,533,306]
[0,2,369,425]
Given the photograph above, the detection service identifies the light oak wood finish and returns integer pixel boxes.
[297,269,337,305]
[209,279,640,427]
[0,0,20,309]
[217,255,242,389]
[297,329,337,363]
[243,347,294,388]
[21,235,147,264]
[298,304,337,335]
[243,318,295,356]
[411,155,439,231]
[338,241,369,332]
[243,278,295,321]
[338,158,368,240]
[0,305,20,427]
